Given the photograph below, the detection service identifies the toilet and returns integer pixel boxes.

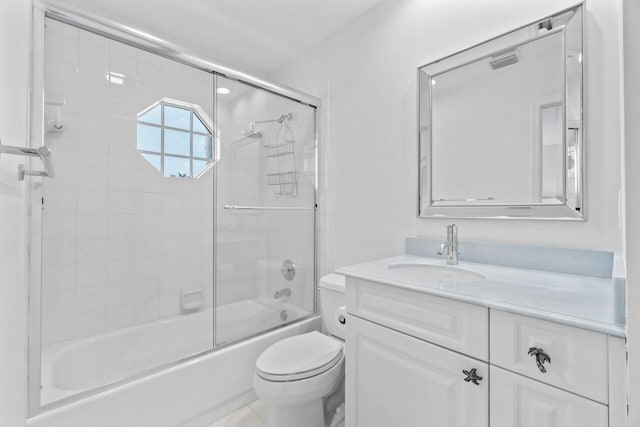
[253,273,346,427]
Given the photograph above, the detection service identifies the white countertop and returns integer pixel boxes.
[337,255,626,337]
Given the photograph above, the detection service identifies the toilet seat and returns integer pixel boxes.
[256,331,344,382]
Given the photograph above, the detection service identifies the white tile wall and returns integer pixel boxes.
[41,19,215,346]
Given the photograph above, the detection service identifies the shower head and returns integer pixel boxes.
[241,113,292,139]
[242,121,263,138]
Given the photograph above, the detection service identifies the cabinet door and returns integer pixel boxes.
[346,315,488,427]
[490,366,608,427]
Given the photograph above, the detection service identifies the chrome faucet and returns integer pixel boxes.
[437,224,459,265]
[274,288,291,299]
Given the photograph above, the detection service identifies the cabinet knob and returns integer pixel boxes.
[528,347,551,373]
[462,368,483,385]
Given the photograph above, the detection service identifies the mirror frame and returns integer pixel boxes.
[417,4,584,220]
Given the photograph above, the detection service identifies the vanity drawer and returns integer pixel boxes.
[490,310,608,403]
[346,277,489,360]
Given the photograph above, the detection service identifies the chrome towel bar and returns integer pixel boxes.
[0,137,55,180]
[224,205,312,211]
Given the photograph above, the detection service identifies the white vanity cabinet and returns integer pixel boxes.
[345,277,626,427]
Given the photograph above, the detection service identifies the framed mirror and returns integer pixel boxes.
[418,4,583,219]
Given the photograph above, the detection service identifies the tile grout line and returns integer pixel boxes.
[248,400,267,424]
[247,407,265,425]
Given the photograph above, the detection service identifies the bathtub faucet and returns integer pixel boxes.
[274,288,291,299]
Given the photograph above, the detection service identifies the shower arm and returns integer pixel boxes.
[248,113,292,130]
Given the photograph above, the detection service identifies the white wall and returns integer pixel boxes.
[0,0,30,424]
[274,0,625,273]
[623,0,640,422]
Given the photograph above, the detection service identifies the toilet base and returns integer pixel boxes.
[253,336,345,427]
[266,399,325,427]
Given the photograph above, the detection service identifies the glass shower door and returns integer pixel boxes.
[214,76,316,346]
[39,18,214,405]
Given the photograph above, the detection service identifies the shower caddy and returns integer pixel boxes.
[263,113,298,197]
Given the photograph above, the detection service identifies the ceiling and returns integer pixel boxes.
[48,0,387,76]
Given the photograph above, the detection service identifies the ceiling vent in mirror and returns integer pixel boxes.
[489,50,520,70]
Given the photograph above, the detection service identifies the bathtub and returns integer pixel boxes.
[31,299,319,427]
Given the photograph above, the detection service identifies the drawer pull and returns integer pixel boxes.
[528,347,551,373]
[462,368,483,385]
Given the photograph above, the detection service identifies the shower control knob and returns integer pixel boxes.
[338,314,346,325]
[281,259,296,281]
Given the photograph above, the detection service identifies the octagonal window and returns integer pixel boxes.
[137,98,214,178]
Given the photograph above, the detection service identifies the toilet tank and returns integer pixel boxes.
[318,273,346,340]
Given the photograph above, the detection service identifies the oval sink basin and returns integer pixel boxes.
[387,263,485,283]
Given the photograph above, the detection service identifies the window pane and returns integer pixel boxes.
[141,153,161,171]
[193,134,212,159]
[164,155,191,178]
[193,114,209,134]
[193,160,210,177]
[136,101,215,180]
[138,104,161,125]
[164,129,190,156]
[164,105,191,130]
[137,124,161,152]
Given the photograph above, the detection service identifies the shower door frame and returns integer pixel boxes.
[27,1,321,416]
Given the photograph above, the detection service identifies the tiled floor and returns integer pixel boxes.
[209,400,268,427]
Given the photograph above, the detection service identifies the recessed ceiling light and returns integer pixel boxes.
[217,87,231,95]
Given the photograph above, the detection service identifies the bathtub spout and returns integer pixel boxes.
[274,288,291,299]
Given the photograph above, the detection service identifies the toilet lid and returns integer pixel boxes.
[256,331,343,381]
